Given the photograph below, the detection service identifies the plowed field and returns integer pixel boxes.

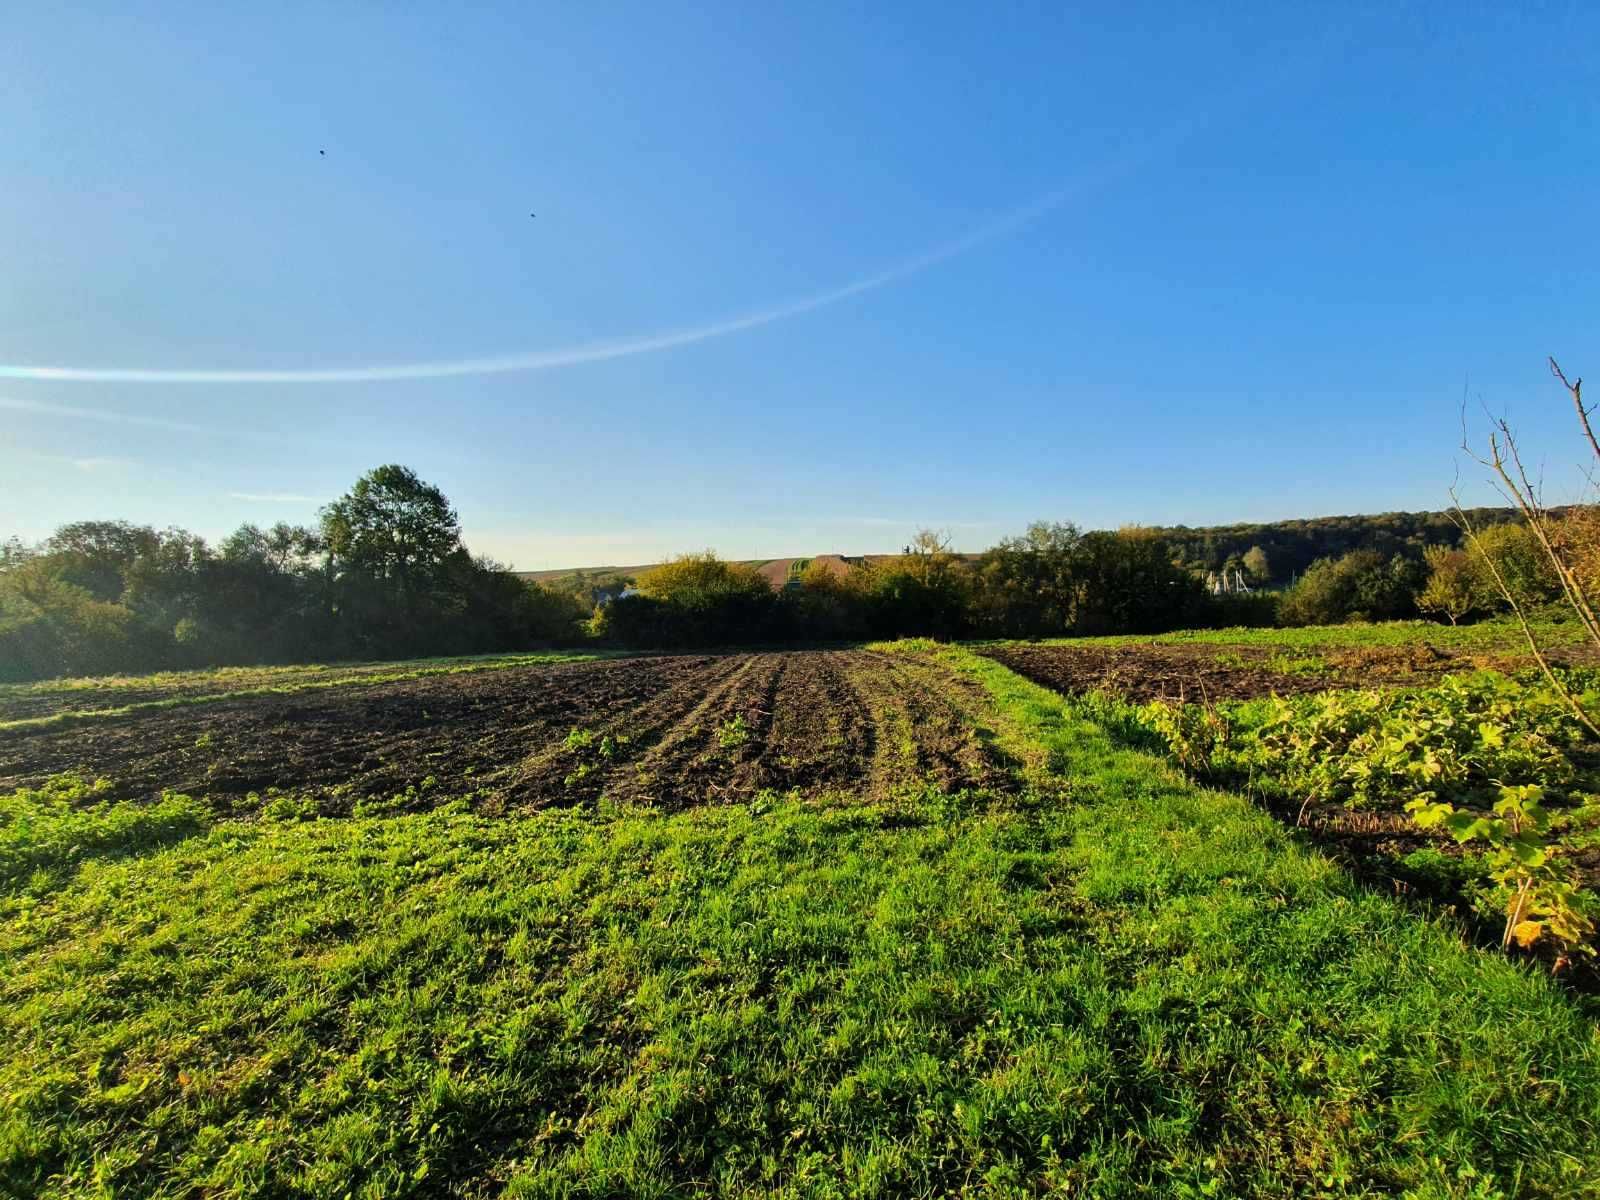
[0,651,1012,812]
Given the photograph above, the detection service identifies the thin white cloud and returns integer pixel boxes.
[1,395,285,440]
[229,491,322,503]
[67,456,131,472]
[0,395,214,433]
[0,114,1202,387]
[2,445,137,471]
[0,224,1035,384]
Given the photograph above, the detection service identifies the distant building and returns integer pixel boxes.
[1208,568,1252,596]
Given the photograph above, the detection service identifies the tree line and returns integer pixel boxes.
[0,466,588,681]
[598,520,1571,649]
[1155,507,1527,583]
[1,464,1572,680]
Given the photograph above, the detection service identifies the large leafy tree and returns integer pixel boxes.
[42,520,162,601]
[320,465,463,591]
[1242,545,1272,584]
[317,467,467,655]
[973,521,1081,636]
[1071,527,1204,635]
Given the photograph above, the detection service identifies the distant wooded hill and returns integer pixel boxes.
[514,507,1527,588]
[1154,507,1525,582]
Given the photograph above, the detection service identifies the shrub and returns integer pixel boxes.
[785,560,871,640]
[1279,550,1426,626]
[0,564,163,680]
[595,552,778,647]
[1416,544,1492,625]
[1471,520,1560,610]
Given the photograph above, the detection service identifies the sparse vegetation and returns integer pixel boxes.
[716,712,750,749]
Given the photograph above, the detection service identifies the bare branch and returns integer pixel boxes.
[1551,356,1600,464]
[1449,492,1600,737]
[1479,420,1600,650]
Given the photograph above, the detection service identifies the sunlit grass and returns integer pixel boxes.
[2,644,1597,1196]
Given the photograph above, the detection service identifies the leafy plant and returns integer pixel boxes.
[1409,785,1595,954]
[1146,673,1590,813]
[0,774,208,893]
[565,727,624,759]
[717,714,750,750]
[1135,671,1600,956]
[563,727,628,786]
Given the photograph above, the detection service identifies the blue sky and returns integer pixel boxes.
[3,3,1597,568]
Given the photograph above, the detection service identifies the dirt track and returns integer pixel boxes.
[0,651,1012,812]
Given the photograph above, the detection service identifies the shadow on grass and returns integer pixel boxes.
[1054,687,1600,997]
[2,783,210,898]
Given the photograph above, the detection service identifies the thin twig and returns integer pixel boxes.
[1448,496,1600,737]
[1551,357,1600,463]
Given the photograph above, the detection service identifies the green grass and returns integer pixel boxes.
[0,650,614,733]
[3,646,1599,1196]
[0,776,209,896]
[1019,614,1589,655]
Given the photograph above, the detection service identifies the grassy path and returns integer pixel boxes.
[1,645,1597,1196]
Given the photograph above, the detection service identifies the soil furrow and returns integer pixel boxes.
[4,649,1014,815]
[512,654,758,805]
[756,651,875,794]
[607,654,788,809]
[0,656,704,810]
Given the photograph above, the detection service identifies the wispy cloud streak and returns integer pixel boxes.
[229,491,322,503]
[1,395,286,440]
[0,396,214,433]
[0,115,1200,387]
[1,445,137,471]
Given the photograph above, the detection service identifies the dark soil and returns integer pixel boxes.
[0,657,710,810]
[980,639,1600,707]
[2,651,1012,814]
[0,658,556,724]
[977,641,1485,705]
[523,651,1005,810]
[978,644,1333,704]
